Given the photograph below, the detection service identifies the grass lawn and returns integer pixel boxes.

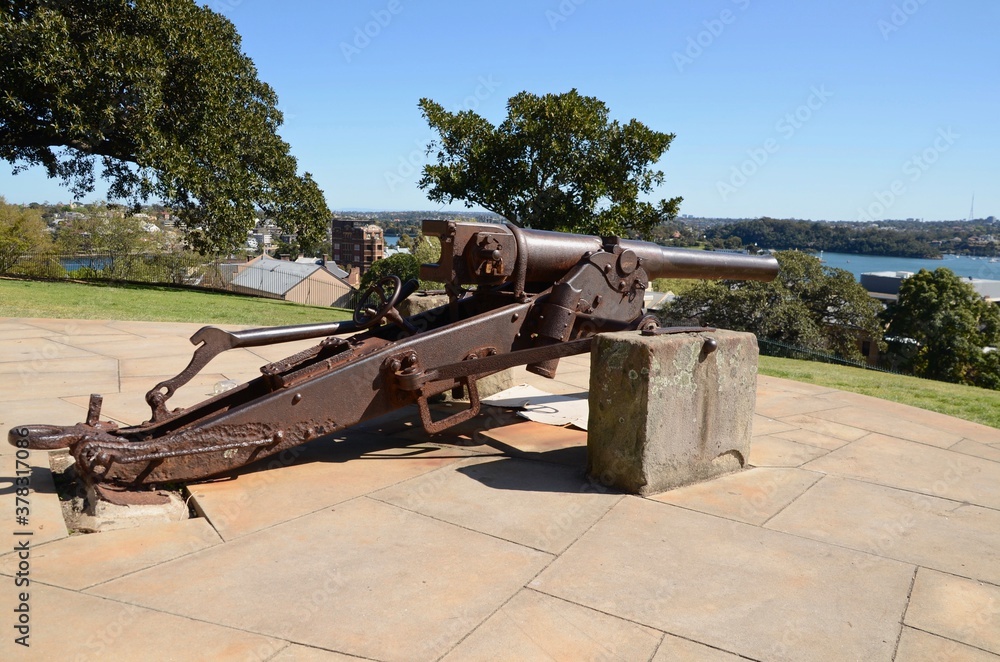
[3,278,998,429]
[0,278,352,326]
[759,355,1000,429]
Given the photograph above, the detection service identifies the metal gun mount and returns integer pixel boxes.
[9,221,779,488]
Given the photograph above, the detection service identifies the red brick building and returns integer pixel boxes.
[331,219,384,275]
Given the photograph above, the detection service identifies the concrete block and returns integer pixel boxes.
[587,329,757,495]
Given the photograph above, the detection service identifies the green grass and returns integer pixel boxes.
[3,278,999,429]
[0,278,352,325]
[760,355,1000,429]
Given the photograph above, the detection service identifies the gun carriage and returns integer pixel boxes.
[9,221,778,488]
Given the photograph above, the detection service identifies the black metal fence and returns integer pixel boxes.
[757,337,909,375]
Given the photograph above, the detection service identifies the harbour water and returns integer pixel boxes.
[816,252,1000,281]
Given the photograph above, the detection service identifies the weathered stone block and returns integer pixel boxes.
[587,329,757,495]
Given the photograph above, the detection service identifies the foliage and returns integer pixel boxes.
[411,233,444,289]
[418,89,682,238]
[708,218,940,258]
[883,268,1000,388]
[0,0,330,253]
[0,196,55,273]
[661,251,884,361]
[358,233,445,292]
[358,252,419,292]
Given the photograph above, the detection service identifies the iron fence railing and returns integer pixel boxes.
[757,337,909,375]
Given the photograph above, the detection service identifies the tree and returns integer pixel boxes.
[358,253,419,292]
[884,268,1000,387]
[418,89,682,238]
[0,197,55,274]
[0,0,330,253]
[55,213,169,279]
[661,251,884,362]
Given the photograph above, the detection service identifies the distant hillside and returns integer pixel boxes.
[707,218,940,258]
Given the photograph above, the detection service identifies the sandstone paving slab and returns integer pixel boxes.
[652,634,746,661]
[0,518,221,590]
[0,450,68,547]
[90,497,553,662]
[477,420,588,466]
[754,393,842,419]
[54,333,162,351]
[766,476,1000,584]
[67,335,202,360]
[751,414,797,437]
[950,438,1000,464]
[0,336,101,363]
[270,644,371,661]
[531,497,914,662]
[804,434,1000,509]
[815,390,1000,446]
[771,426,853,451]
[108,319,221,336]
[758,375,840,396]
[648,467,823,526]
[895,627,1000,662]
[64,373,233,424]
[0,324,61,340]
[0,357,119,401]
[807,406,963,448]
[189,433,479,540]
[0,397,89,434]
[904,569,1000,655]
[774,413,869,442]
[748,435,830,467]
[371,456,623,554]
[120,346,266,379]
[440,588,661,661]
[0,583,283,662]
[20,318,135,335]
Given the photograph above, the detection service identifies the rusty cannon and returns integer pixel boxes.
[9,220,779,488]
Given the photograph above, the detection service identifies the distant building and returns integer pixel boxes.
[331,219,383,275]
[861,271,1000,303]
[231,255,354,308]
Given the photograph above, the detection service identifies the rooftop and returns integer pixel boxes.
[1,318,998,661]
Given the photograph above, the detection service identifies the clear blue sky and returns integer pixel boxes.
[2,0,997,221]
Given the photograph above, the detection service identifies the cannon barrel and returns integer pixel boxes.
[517,228,779,282]
[421,221,779,285]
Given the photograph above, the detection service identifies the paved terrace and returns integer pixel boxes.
[1,318,999,661]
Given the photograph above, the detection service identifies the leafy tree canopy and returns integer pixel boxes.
[0,196,52,271]
[884,268,1000,388]
[418,89,681,238]
[0,0,330,253]
[358,252,419,292]
[661,251,884,362]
